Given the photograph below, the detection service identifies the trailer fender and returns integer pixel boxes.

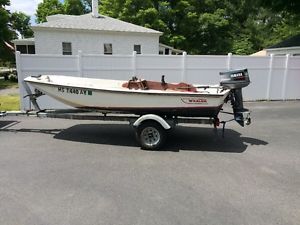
[133,114,171,130]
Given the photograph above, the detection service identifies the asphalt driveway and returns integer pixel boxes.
[0,101,300,225]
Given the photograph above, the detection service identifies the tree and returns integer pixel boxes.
[33,0,300,54]
[225,0,265,54]
[229,1,300,54]
[36,0,64,23]
[36,0,91,23]
[0,0,14,63]
[260,0,300,14]
[11,12,33,38]
[64,0,85,15]
[0,0,11,41]
[100,0,233,54]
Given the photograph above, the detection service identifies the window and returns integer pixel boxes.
[16,45,35,54]
[16,45,27,54]
[164,48,170,55]
[104,43,112,55]
[134,44,141,54]
[28,45,35,54]
[62,42,72,55]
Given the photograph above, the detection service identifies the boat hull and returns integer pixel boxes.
[25,76,230,117]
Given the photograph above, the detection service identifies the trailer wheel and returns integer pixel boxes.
[136,121,167,150]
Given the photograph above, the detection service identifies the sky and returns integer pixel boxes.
[7,0,90,25]
[6,0,44,24]
[7,0,43,16]
[7,0,43,24]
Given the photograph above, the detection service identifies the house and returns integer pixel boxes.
[13,38,35,54]
[159,43,184,55]
[251,34,300,56]
[13,0,163,55]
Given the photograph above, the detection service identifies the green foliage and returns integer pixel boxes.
[0,0,14,62]
[231,6,300,54]
[100,0,300,55]
[11,12,33,38]
[196,9,231,54]
[33,0,300,54]
[100,0,234,54]
[36,0,64,23]
[0,0,11,40]
[260,0,300,14]
[36,0,93,23]
[1,3,33,63]
[64,0,85,15]
[263,13,300,48]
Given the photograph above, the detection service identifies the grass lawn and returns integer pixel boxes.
[0,94,20,111]
[0,78,20,111]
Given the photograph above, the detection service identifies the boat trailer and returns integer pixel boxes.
[1,69,251,150]
[1,107,250,150]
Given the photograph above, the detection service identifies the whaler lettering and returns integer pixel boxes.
[57,87,92,96]
[181,98,208,104]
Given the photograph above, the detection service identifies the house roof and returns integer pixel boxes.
[12,38,35,45]
[267,34,300,49]
[33,13,162,35]
[159,43,184,54]
[250,49,267,56]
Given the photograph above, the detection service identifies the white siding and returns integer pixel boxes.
[34,29,159,55]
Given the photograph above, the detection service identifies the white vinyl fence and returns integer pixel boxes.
[16,51,300,110]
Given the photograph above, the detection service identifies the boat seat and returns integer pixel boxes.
[125,79,149,90]
[122,78,197,92]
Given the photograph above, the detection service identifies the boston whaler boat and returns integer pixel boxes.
[24,69,251,149]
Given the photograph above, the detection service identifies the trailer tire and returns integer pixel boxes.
[136,121,167,150]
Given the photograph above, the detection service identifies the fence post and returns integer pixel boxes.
[227,53,232,70]
[282,54,290,100]
[181,51,187,81]
[78,50,83,77]
[266,54,274,100]
[132,51,137,76]
[15,51,25,110]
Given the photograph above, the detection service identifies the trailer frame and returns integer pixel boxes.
[1,109,220,150]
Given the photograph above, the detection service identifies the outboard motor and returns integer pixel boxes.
[220,69,251,127]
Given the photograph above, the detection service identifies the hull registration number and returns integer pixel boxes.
[58,87,92,96]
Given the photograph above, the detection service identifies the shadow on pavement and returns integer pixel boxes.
[53,124,267,153]
[54,123,137,147]
[0,120,19,129]
[164,126,268,152]
[1,123,268,152]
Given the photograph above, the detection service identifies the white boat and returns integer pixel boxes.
[24,69,250,122]
[24,75,232,117]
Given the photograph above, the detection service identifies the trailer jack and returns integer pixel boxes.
[22,81,44,111]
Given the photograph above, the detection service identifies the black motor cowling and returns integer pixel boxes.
[220,69,251,127]
[220,68,250,89]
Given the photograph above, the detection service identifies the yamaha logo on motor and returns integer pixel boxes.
[231,72,245,80]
